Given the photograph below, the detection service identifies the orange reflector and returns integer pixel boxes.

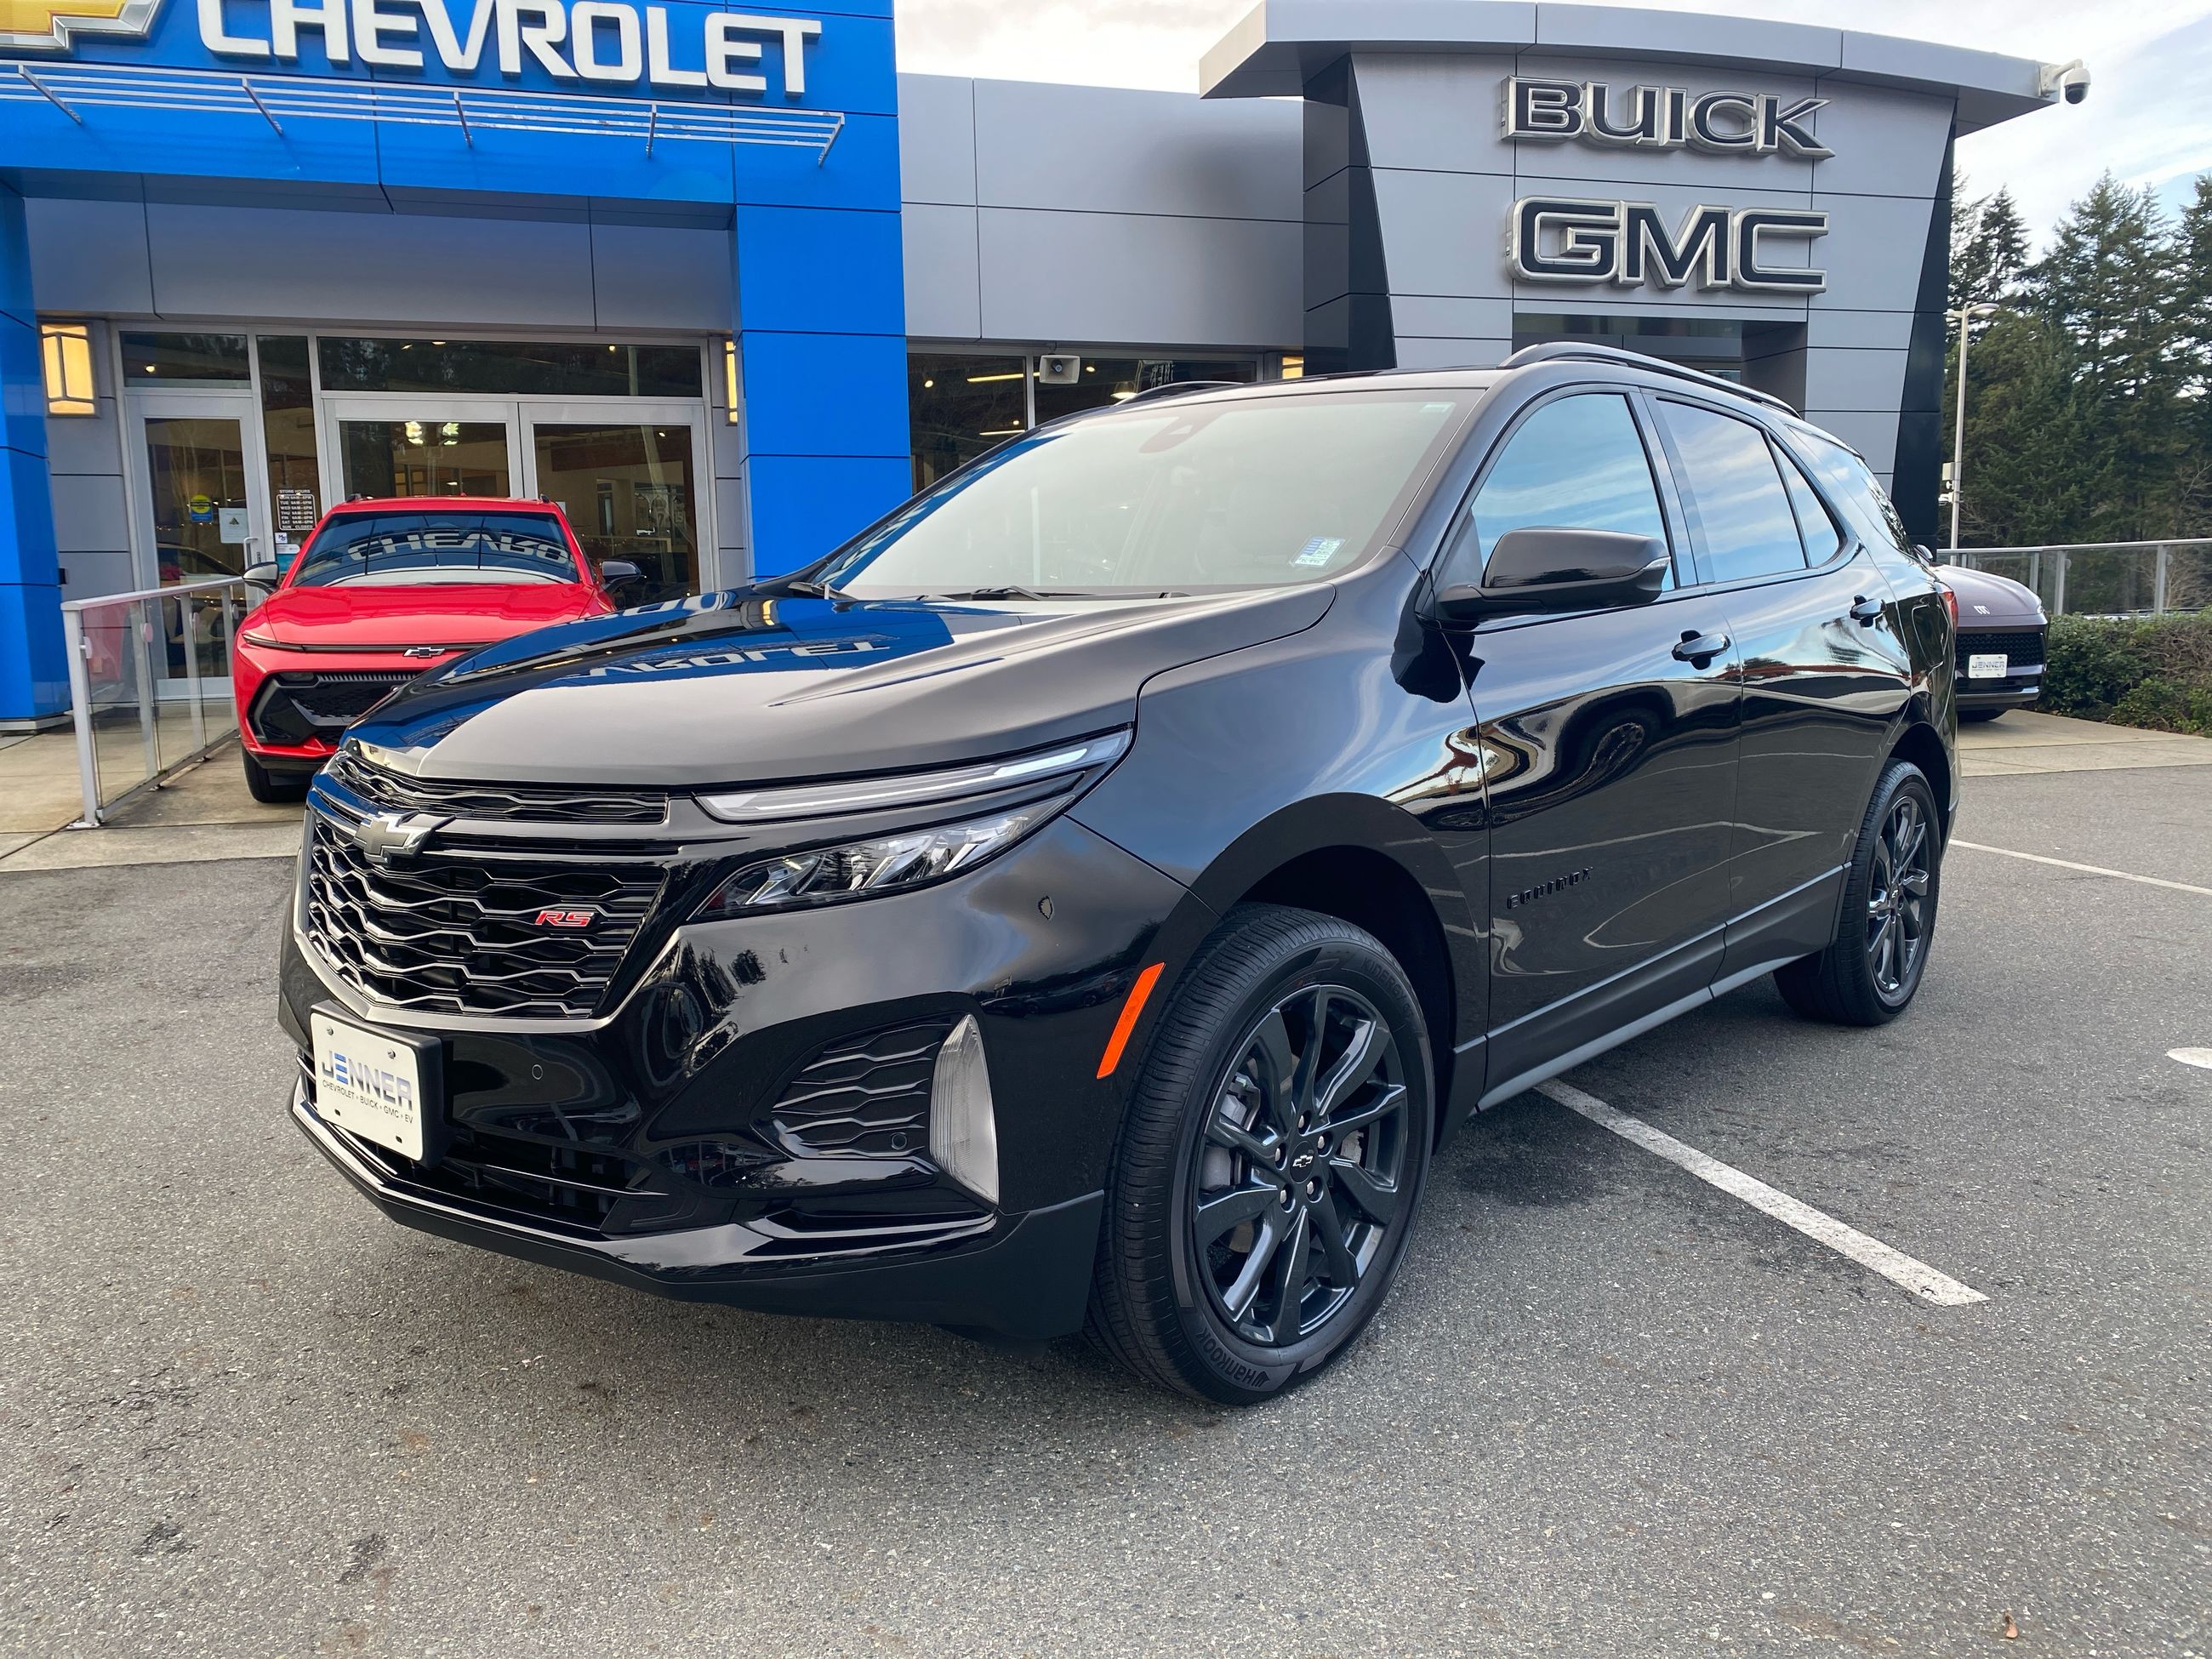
[1097,961,1166,1079]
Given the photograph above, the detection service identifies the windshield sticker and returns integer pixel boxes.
[1292,537,1345,568]
[1423,402,1456,413]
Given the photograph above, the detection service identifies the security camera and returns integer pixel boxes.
[1036,355,1081,385]
[2038,60,2090,105]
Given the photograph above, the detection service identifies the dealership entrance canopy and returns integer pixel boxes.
[0,0,2076,724]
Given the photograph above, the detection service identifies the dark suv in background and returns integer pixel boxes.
[283,345,1956,1404]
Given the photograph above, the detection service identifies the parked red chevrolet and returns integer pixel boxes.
[234,499,635,801]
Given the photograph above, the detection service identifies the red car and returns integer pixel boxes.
[233,498,636,801]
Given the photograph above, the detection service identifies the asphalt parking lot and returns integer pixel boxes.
[2,758,2206,1657]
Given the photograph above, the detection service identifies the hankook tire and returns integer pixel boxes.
[1088,904,1434,1405]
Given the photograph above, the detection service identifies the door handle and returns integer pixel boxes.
[1672,630,1730,666]
[1850,596,1884,625]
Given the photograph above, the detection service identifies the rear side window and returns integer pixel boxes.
[1657,401,1807,583]
[1776,448,1844,563]
[1793,430,1914,554]
[1468,394,1669,573]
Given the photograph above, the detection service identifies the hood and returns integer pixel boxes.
[344,584,1336,787]
[1936,564,2045,625]
[248,582,607,651]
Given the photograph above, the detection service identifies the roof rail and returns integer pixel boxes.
[1501,342,1798,415]
[1120,379,1244,406]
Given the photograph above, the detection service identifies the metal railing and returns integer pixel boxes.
[1948,539,2212,618]
[60,576,249,828]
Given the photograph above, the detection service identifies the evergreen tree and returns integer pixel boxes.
[2025,174,2186,542]
[1953,187,2032,306]
[2174,176,2212,537]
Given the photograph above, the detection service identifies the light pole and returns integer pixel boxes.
[1948,301,2001,552]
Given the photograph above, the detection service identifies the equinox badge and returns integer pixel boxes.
[354,812,448,867]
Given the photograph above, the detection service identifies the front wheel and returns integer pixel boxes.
[1088,904,1434,1405]
[241,749,308,804]
[1775,758,1942,1025]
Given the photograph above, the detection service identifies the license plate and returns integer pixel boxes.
[1967,653,2010,681]
[311,1007,440,1162]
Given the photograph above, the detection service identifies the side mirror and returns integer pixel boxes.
[242,561,282,595]
[1433,527,1670,620]
[600,559,644,590]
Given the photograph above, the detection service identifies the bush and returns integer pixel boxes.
[2038,613,2212,735]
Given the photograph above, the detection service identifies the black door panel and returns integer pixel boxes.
[1715,550,1916,956]
[1468,598,1742,1092]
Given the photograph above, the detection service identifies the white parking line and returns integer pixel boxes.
[2170,1048,2212,1073]
[1951,840,2212,898]
[1536,1079,1989,1308]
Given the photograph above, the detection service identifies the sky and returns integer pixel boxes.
[891,0,2212,245]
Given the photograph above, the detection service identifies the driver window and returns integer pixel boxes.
[1463,395,1673,588]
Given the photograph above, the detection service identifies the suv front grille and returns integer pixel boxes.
[250,672,420,744]
[769,1020,953,1159]
[327,748,669,825]
[305,811,664,1018]
[1955,628,2045,670]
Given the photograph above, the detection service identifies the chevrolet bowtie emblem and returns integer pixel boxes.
[0,0,164,51]
[355,812,449,868]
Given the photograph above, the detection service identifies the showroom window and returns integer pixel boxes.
[907,351,1263,491]
[316,337,702,397]
[257,336,323,545]
[39,322,96,415]
[121,333,252,386]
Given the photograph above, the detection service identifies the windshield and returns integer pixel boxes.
[818,390,1470,596]
[288,512,581,588]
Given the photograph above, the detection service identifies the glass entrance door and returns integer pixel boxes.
[527,416,701,602]
[128,393,271,687]
[322,396,518,504]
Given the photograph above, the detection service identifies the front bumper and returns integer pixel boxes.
[282,802,1218,1341]
[294,1081,1103,1338]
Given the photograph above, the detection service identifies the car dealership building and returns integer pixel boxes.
[0,0,2076,725]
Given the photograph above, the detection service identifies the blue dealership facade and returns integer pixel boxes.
[0,0,2076,725]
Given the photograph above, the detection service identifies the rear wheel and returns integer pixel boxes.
[1775,759,1941,1025]
[1089,904,1434,1405]
[241,749,308,804]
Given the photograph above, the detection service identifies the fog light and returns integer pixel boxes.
[930,1014,998,1206]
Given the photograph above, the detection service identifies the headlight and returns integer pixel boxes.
[696,730,1128,824]
[695,804,1052,918]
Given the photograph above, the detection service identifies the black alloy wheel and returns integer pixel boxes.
[1089,904,1434,1405]
[1192,984,1411,1348]
[1775,757,1942,1026]
[1865,791,1932,1001]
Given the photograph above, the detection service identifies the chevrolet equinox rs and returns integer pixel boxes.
[284,345,1957,1404]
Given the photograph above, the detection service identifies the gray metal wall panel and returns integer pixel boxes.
[1394,337,1512,369]
[970,78,1303,222]
[1369,168,1519,300]
[142,206,598,327]
[59,549,133,603]
[902,203,983,340]
[1807,85,1952,200]
[49,471,129,555]
[43,401,123,481]
[1808,310,1917,351]
[589,224,733,331]
[25,198,154,314]
[975,208,1302,349]
[1392,296,1515,338]
[1807,193,1937,314]
[1803,346,1910,413]
[898,73,978,206]
[1348,54,1518,176]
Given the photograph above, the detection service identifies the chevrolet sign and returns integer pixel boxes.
[3,0,824,98]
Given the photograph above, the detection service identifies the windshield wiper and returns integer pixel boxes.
[775,578,849,600]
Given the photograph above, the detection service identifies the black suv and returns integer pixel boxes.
[284,346,1956,1404]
